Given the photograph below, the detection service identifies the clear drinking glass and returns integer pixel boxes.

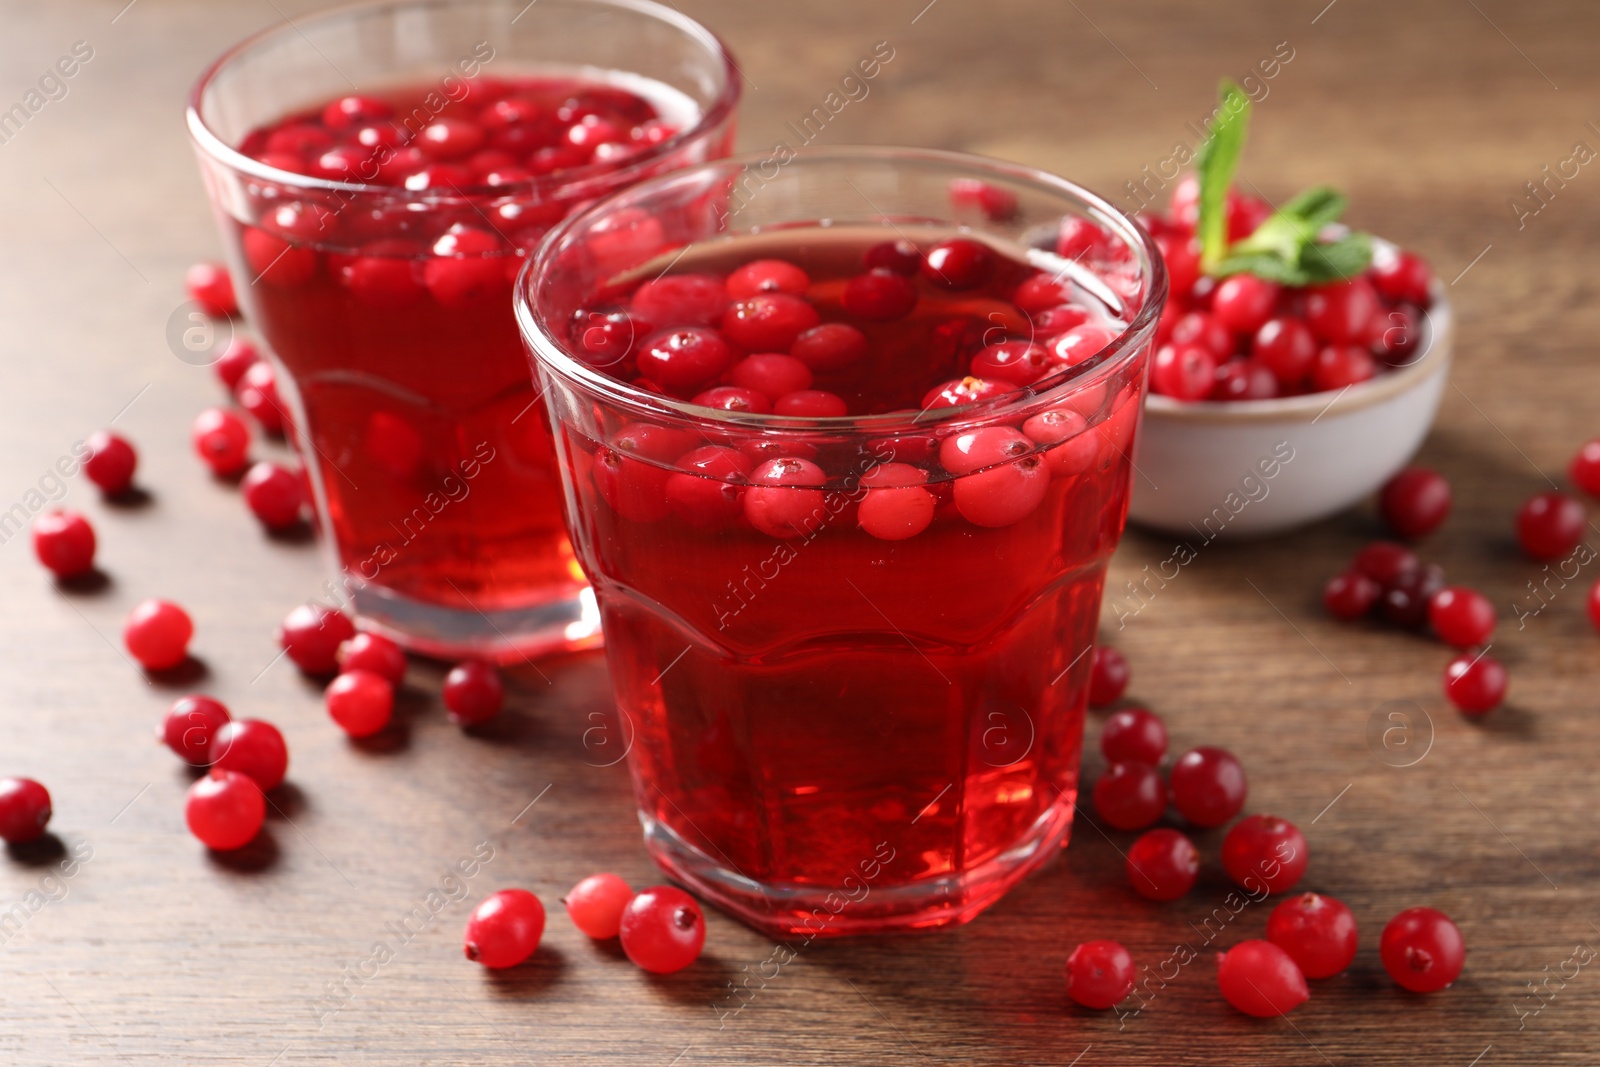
[516,147,1167,935]
[188,0,740,661]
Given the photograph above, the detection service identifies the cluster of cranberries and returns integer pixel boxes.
[1067,648,1465,1016]
[463,875,705,975]
[161,696,288,851]
[30,429,140,582]
[1141,177,1434,402]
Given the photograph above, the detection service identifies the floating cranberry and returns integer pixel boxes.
[1210,360,1279,401]
[236,361,287,435]
[1126,828,1199,901]
[212,719,288,791]
[1571,438,1600,497]
[773,390,847,417]
[326,670,394,738]
[1381,907,1464,993]
[344,245,428,309]
[631,273,728,327]
[1011,275,1070,314]
[744,458,827,539]
[566,873,633,939]
[636,327,733,393]
[1056,217,1111,261]
[193,407,251,476]
[665,446,750,530]
[1169,746,1247,828]
[1352,540,1419,587]
[1515,490,1587,560]
[862,239,921,275]
[729,353,813,399]
[186,261,238,317]
[692,386,772,415]
[82,430,137,495]
[1310,344,1377,391]
[322,94,393,129]
[722,293,820,351]
[241,227,318,288]
[952,454,1048,527]
[939,426,1032,476]
[124,599,193,671]
[464,889,546,968]
[0,778,52,844]
[424,229,507,309]
[971,341,1054,385]
[1380,562,1445,630]
[1443,652,1507,716]
[278,603,356,675]
[1150,343,1217,401]
[444,660,505,726]
[1088,646,1129,707]
[1221,815,1308,895]
[1212,275,1280,336]
[858,462,935,541]
[1371,250,1433,306]
[1065,940,1136,1010]
[1217,941,1309,1017]
[214,337,261,391]
[1428,587,1495,648]
[31,509,96,579]
[619,886,705,974]
[1032,304,1091,338]
[726,259,810,299]
[922,238,994,290]
[1379,467,1452,539]
[240,462,305,530]
[948,177,1018,221]
[1268,893,1359,979]
[1323,571,1381,620]
[842,269,918,321]
[338,632,407,685]
[1252,316,1317,387]
[1093,761,1166,831]
[1023,409,1097,477]
[789,322,869,373]
[1101,708,1167,765]
[923,376,1010,410]
[185,769,265,851]
[160,695,231,765]
[1305,277,1379,344]
[415,117,485,160]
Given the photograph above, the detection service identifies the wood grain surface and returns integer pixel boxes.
[2,0,1597,1063]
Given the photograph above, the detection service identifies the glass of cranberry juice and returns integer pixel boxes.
[187,0,740,661]
[517,148,1167,936]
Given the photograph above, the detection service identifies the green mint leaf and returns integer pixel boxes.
[1195,79,1252,273]
[1295,232,1374,283]
[1211,251,1314,286]
[1228,185,1347,262]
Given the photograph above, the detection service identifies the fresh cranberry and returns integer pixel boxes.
[241,227,318,288]
[1353,540,1419,587]
[343,245,428,309]
[1428,587,1496,648]
[593,438,673,523]
[1268,893,1358,979]
[722,294,819,351]
[186,261,237,317]
[83,430,137,495]
[1056,217,1111,260]
[1101,708,1167,765]
[619,886,705,974]
[1065,940,1136,1010]
[1379,467,1451,539]
[338,632,407,685]
[939,427,1032,476]
[1571,438,1600,496]
[1169,747,1247,828]
[1092,761,1166,831]
[726,259,810,299]
[185,769,265,851]
[1088,646,1130,707]
[949,177,1018,221]
[692,386,772,415]
[325,670,394,738]
[630,273,728,327]
[124,599,193,670]
[236,361,287,436]
[1251,316,1317,387]
[565,873,633,939]
[240,462,305,530]
[1371,250,1433,306]
[160,695,231,765]
[842,269,918,321]
[1443,652,1507,715]
[729,354,814,400]
[1515,490,1587,560]
[424,228,507,309]
[1155,233,1200,301]
[773,390,848,417]
[922,238,994,290]
[971,341,1054,385]
[1126,828,1200,901]
[1212,275,1280,335]
[1221,815,1308,895]
[1170,311,1232,359]
[464,889,546,968]
[1323,571,1381,620]
[1371,304,1423,366]
[1381,907,1464,992]
[278,603,357,675]
[665,446,750,530]
[1381,562,1446,630]
[636,327,734,393]
[1217,941,1309,1017]
[212,719,289,791]
[1227,194,1272,240]
[857,463,936,541]
[744,458,827,539]
[1045,326,1119,370]
[789,322,869,372]
[1032,304,1092,337]
[0,778,52,843]
[952,453,1047,527]
[1149,343,1218,401]
[414,117,485,160]
[1011,275,1070,314]
[862,239,922,275]
[215,337,261,391]
[1210,360,1279,401]
[1310,344,1377,391]
[192,407,251,476]
[1305,277,1380,344]
[918,376,1006,412]
[31,510,96,579]
[1023,409,1097,477]
[321,94,393,128]
[444,660,505,726]
[570,306,649,368]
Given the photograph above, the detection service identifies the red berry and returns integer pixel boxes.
[444,660,505,725]
[1057,217,1112,260]
[1380,907,1465,993]
[692,386,772,415]
[322,94,393,129]
[215,337,261,391]
[939,426,1032,476]
[773,390,848,418]
[665,446,750,530]
[948,177,1018,221]
[922,238,994,290]
[159,695,231,765]
[1087,646,1129,707]
[1310,344,1377,391]
[744,458,827,539]
[1428,587,1496,648]
[1212,275,1280,335]
[1268,893,1359,979]
[1170,311,1232,359]
[1169,746,1245,827]
[212,719,289,791]
[0,778,52,843]
[1210,359,1279,401]
[619,886,705,974]
[1101,708,1167,765]
[1011,275,1070,314]
[186,261,238,317]
[185,769,265,851]
[236,361,287,435]
[1323,570,1381,620]
[1371,250,1433,306]
[726,259,810,299]
[857,463,936,541]
[1155,233,1199,300]
[326,670,394,738]
[123,599,193,671]
[842,269,917,321]
[417,117,485,160]
[1381,562,1446,630]
[636,327,734,393]
[970,341,1055,385]
[1093,761,1166,831]
[565,873,632,939]
[952,454,1048,527]
[1150,343,1217,401]
[789,322,869,372]
[464,889,546,969]
[1371,304,1423,366]
[1023,409,1097,477]
[338,632,407,685]
[1126,828,1200,901]
[1515,490,1587,560]
[1571,438,1600,497]
[862,239,921,275]
[1443,652,1507,716]
[1305,277,1380,344]
[1221,815,1308,895]
[1252,316,1317,387]
[922,376,1010,411]
[278,603,356,675]
[241,461,305,530]
[84,430,137,495]
[729,354,813,399]
[1217,940,1309,1017]
[1353,540,1419,587]
[722,293,819,351]
[1065,940,1136,1010]
[31,509,96,579]
[192,407,251,476]
[630,273,728,327]
[1379,467,1452,539]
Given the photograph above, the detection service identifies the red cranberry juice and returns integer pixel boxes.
[226,74,702,619]
[550,228,1150,930]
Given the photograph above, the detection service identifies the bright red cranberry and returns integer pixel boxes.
[1310,344,1377,391]
[1212,275,1280,335]
[1048,325,1119,369]
[971,341,1054,385]
[1515,490,1587,560]
[1032,304,1092,337]
[692,386,772,415]
[1381,562,1445,630]
[1571,438,1600,497]
[325,669,394,738]
[1443,652,1507,716]
[159,695,231,765]
[1353,540,1419,587]
[1170,311,1232,359]
[1428,587,1496,648]
[464,889,546,968]
[1065,940,1136,1010]
[1210,360,1279,401]
[185,769,265,851]
[858,463,936,541]
[124,599,193,671]
[1093,761,1166,831]
[773,390,848,417]
[236,361,287,435]
[952,454,1048,527]
[921,238,994,290]
[212,719,288,791]
[1227,194,1272,240]
[862,239,921,275]
[630,273,728,327]
[423,229,507,309]
[1379,467,1452,539]
[1056,217,1111,260]
[727,354,812,401]
[1323,570,1380,620]
[1169,746,1247,828]
[278,603,356,675]
[726,259,810,299]
[1381,907,1464,992]
[1155,233,1200,301]
[789,322,869,372]
[939,426,1032,476]
[214,337,261,391]
[343,244,428,309]
[83,430,137,495]
[923,376,1011,411]
[636,327,734,393]
[444,660,505,726]
[1088,646,1130,707]
[321,94,392,128]
[949,177,1018,221]
[1246,317,1312,388]
[593,441,673,523]
[1023,409,1097,477]
[1011,275,1069,314]
[565,873,632,939]
[1217,941,1309,1017]
[1221,815,1308,895]
[31,510,96,579]
[1305,277,1380,344]
[744,457,827,539]
[1150,343,1218,401]
[1371,304,1423,366]
[338,632,407,685]
[1268,893,1358,979]
[619,886,705,974]
[1371,250,1433,306]
[1101,708,1167,765]
[240,462,305,530]
[192,407,251,476]
[842,269,918,321]
[722,293,819,351]
[186,261,237,317]
[0,778,52,843]
[1126,828,1200,901]
[242,226,318,288]
[416,117,485,160]
[665,446,750,530]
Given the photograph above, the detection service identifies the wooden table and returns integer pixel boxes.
[2,0,1595,1062]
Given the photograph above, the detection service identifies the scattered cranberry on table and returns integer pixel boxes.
[211,719,288,791]
[1515,490,1587,561]
[1126,828,1200,902]
[1217,940,1309,1017]
[31,509,96,579]
[1379,467,1451,539]
[192,407,252,476]
[619,886,705,974]
[1443,652,1508,716]
[123,598,193,671]
[1087,647,1130,707]
[565,873,633,939]
[0,777,52,844]
[278,604,356,675]
[443,660,505,726]
[1323,570,1381,621]
[1065,940,1137,1010]
[241,461,306,530]
[1427,587,1496,649]
[1093,761,1167,831]
[338,632,407,686]
[1100,707,1168,766]
[83,430,138,496]
[214,336,261,391]
[464,889,546,969]
[1571,438,1600,497]
[185,261,237,318]
[1221,814,1308,895]
[325,670,394,738]
[1168,746,1247,829]
[1380,907,1465,992]
[185,769,265,851]
[1267,893,1359,979]
[159,695,232,765]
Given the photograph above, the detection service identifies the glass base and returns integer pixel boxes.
[351,583,603,664]
[639,792,1076,939]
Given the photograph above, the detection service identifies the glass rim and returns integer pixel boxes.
[515,144,1169,434]
[185,0,742,201]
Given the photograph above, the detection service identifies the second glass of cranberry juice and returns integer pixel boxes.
[518,149,1166,935]
[187,0,739,660]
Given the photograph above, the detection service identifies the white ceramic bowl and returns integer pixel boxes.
[1126,285,1452,539]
